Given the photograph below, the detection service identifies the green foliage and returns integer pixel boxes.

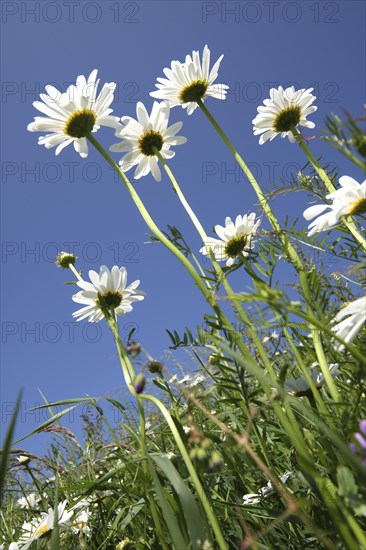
[4,103,366,548]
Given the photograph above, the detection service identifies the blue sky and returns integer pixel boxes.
[1,0,365,455]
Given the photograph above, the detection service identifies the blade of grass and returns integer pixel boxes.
[0,390,23,505]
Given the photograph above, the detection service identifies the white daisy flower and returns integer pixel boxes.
[303,176,366,236]
[200,213,261,267]
[110,101,186,182]
[284,363,339,396]
[70,508,91,536]
[17,493,41,510]
[18,501,72,549]
[333,296,366,351]
[150,45,229,115]
[16,455,31,465]
[243,471,292,505]
[28,69,120,158]
[252,86,317,144]
[72,265,144,323]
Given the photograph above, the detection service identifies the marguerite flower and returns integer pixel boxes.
[28,69,120,158]
[110,101,186,182]
[16,455,31,465]
[17,493,41,510]
[72,265,144,322]
[303,176,366,236]
[332,296,366,351]
[150,45,229,115]
[18,501,72,549]
[284,363,339,396]
[70,508,91,536]
[243,471,292,505]
[252,86,317,144]
[200,213,261,266]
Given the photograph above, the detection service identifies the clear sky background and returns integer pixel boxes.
[1,0,365,455]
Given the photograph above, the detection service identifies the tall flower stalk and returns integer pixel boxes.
[196,99,340,401]
[85,134,345,525]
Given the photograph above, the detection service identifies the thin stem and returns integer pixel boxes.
[106,316,166,545]
[86,134,321,509]
[275,314,336,431]
[156,145,279,385]
[85,134,271,391]
[154,148,208,242]
[106,315,227,549]
[69,263,83,282]
[197,102,340,401]
[197,100,281,233]
[140,393,228,550]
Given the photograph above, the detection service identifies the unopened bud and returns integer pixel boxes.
[148,361,163,374]
[133,373,146,394]
[56,252,77,270]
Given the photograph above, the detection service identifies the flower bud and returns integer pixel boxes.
[56,252,77,270]
[133,373,146,394]
[126,341,141,358]
[148,361,163,374]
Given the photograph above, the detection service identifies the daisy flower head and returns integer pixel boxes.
[110,101,186,182]
[72,265,144,322]
[332,295,366,351]
[284,363,339,396]
[200,213,261,267]
[303,176,366,236]
[28,69,120,158]
[70,508,91,536]
[252,86,317,144]
[150,45,229,115]
[19,501,72,549]
[17,492,41,510]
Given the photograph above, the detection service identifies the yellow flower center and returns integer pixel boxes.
[64,108,96,138]
[138,130,163,156]
[349,198,366,216]
[97,291,123,310]
[224,235,248,258]
[35,524,49,537]
[273,105,301,133]
[179,80,208,103]
[73,520,87,530]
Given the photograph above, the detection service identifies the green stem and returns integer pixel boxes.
[69,263,83,282]
[85,134,270,390]
[274,314,337,435]
[86,134,321,516]
[198,100,281,233]
[106,316,166,545]
[154,148,207,242]
[107,315,227,549]
[197,102,340,402]
[156,146,279,385]
[140,393,228,550]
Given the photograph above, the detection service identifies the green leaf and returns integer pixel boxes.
[28,396,99,410]
[147,456,187,549]
[0,390,22,505]
[13,404,79,444]
[118,498,145,531]
[337,466,358,498]
[151,454,207,549]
